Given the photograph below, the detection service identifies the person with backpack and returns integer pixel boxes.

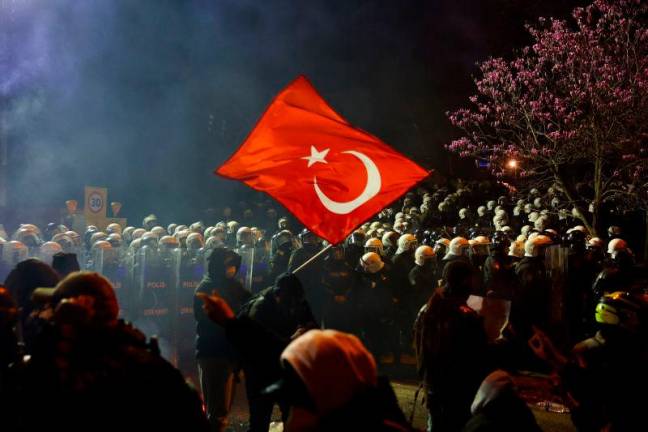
[236,272,317,432]
[414,260,490,432]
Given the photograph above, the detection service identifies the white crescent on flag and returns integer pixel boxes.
[302,146,382,215]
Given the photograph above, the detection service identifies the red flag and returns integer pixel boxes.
[216,76,430,244]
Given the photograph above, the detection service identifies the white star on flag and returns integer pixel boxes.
[302,145,330,167]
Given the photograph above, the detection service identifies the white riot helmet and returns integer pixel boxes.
[567,225,587,234]
[393,220,405,234]
[151,226,167,238]
[533,197,543,209]
[132,228,146,241]
[486,200,496,211]
[508,240,525,258]
[520,225,532,238]
[470,235,490,246]
[174,225,189,234]
[477,206,487,217]
[607,238,630,259]
[106,223,122,235]
[524,235,552,257]
[382,231,399,249]
[587,237,604,250]
[227,221,240,234]
[92,240,112,251]
[415,245,435,267]
[90,232,108,245]
[469,236,490,256]
[447,237,470,257]
[459,208,470,220]
[187,232,205,250]
[39,241,63,264]
[122,227,135,243]
[360,252,384,274]
[370,221,381,230]
[528,211,539,223]
[534,216,548,232]
[159,235,180,250]
[107,233,123,248]
[396,234,418,255]
[236,226,254,247]
[493,211,508,231]
[364,238,384,256]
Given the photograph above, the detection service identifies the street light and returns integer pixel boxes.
[507,159,518,169]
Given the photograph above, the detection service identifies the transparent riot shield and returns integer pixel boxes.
[237,245,255,292]
[544,244,569,326]
[134,246,179,363]
[98,247,129,319]
[176,248,203,375]
[0,242,28,281]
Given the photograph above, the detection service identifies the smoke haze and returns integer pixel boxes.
[0,0,585,224]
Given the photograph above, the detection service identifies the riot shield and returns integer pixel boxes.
[544,244,570,327]
[98,247,130,319]
[0,242,28,281]
[176,249,203,375]
[133,246,179,363]
[236,245,255,292]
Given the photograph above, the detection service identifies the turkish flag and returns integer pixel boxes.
[216,76,430,245]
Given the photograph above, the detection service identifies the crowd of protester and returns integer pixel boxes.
[0,179,646,432]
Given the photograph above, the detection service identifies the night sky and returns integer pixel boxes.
[0,0,586,224]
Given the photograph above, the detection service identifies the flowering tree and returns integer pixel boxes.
[447,0,647,235]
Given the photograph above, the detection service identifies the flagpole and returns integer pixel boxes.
[293,244,333,274]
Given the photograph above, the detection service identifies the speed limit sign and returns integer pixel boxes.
[84,186,108,218]
[88,192,104,213]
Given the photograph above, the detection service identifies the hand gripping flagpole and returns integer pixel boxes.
[292,244,333,274]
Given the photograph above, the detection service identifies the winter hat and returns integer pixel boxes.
[470,370,514,414]
[281,329,377,416]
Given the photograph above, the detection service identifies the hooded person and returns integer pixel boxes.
[462,370,541,432]
[321,245,357,333]
[3,259,60,352]
[288,230,325,322]
[194,248,251,432]
[17,272,209,431]
[414,260,490,432]
[196,294,414,432]
[51,252,81,278]
[237,272,317,431]
[276,330,413,431]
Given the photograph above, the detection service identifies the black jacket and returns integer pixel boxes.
[194,248,251,358]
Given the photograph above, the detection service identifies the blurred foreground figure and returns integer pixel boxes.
[197,291,414,431]
[462,370,541,432]
[529,291,648,432]
[3,271,208,431]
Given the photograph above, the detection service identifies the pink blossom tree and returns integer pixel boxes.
[447,0,647,235]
